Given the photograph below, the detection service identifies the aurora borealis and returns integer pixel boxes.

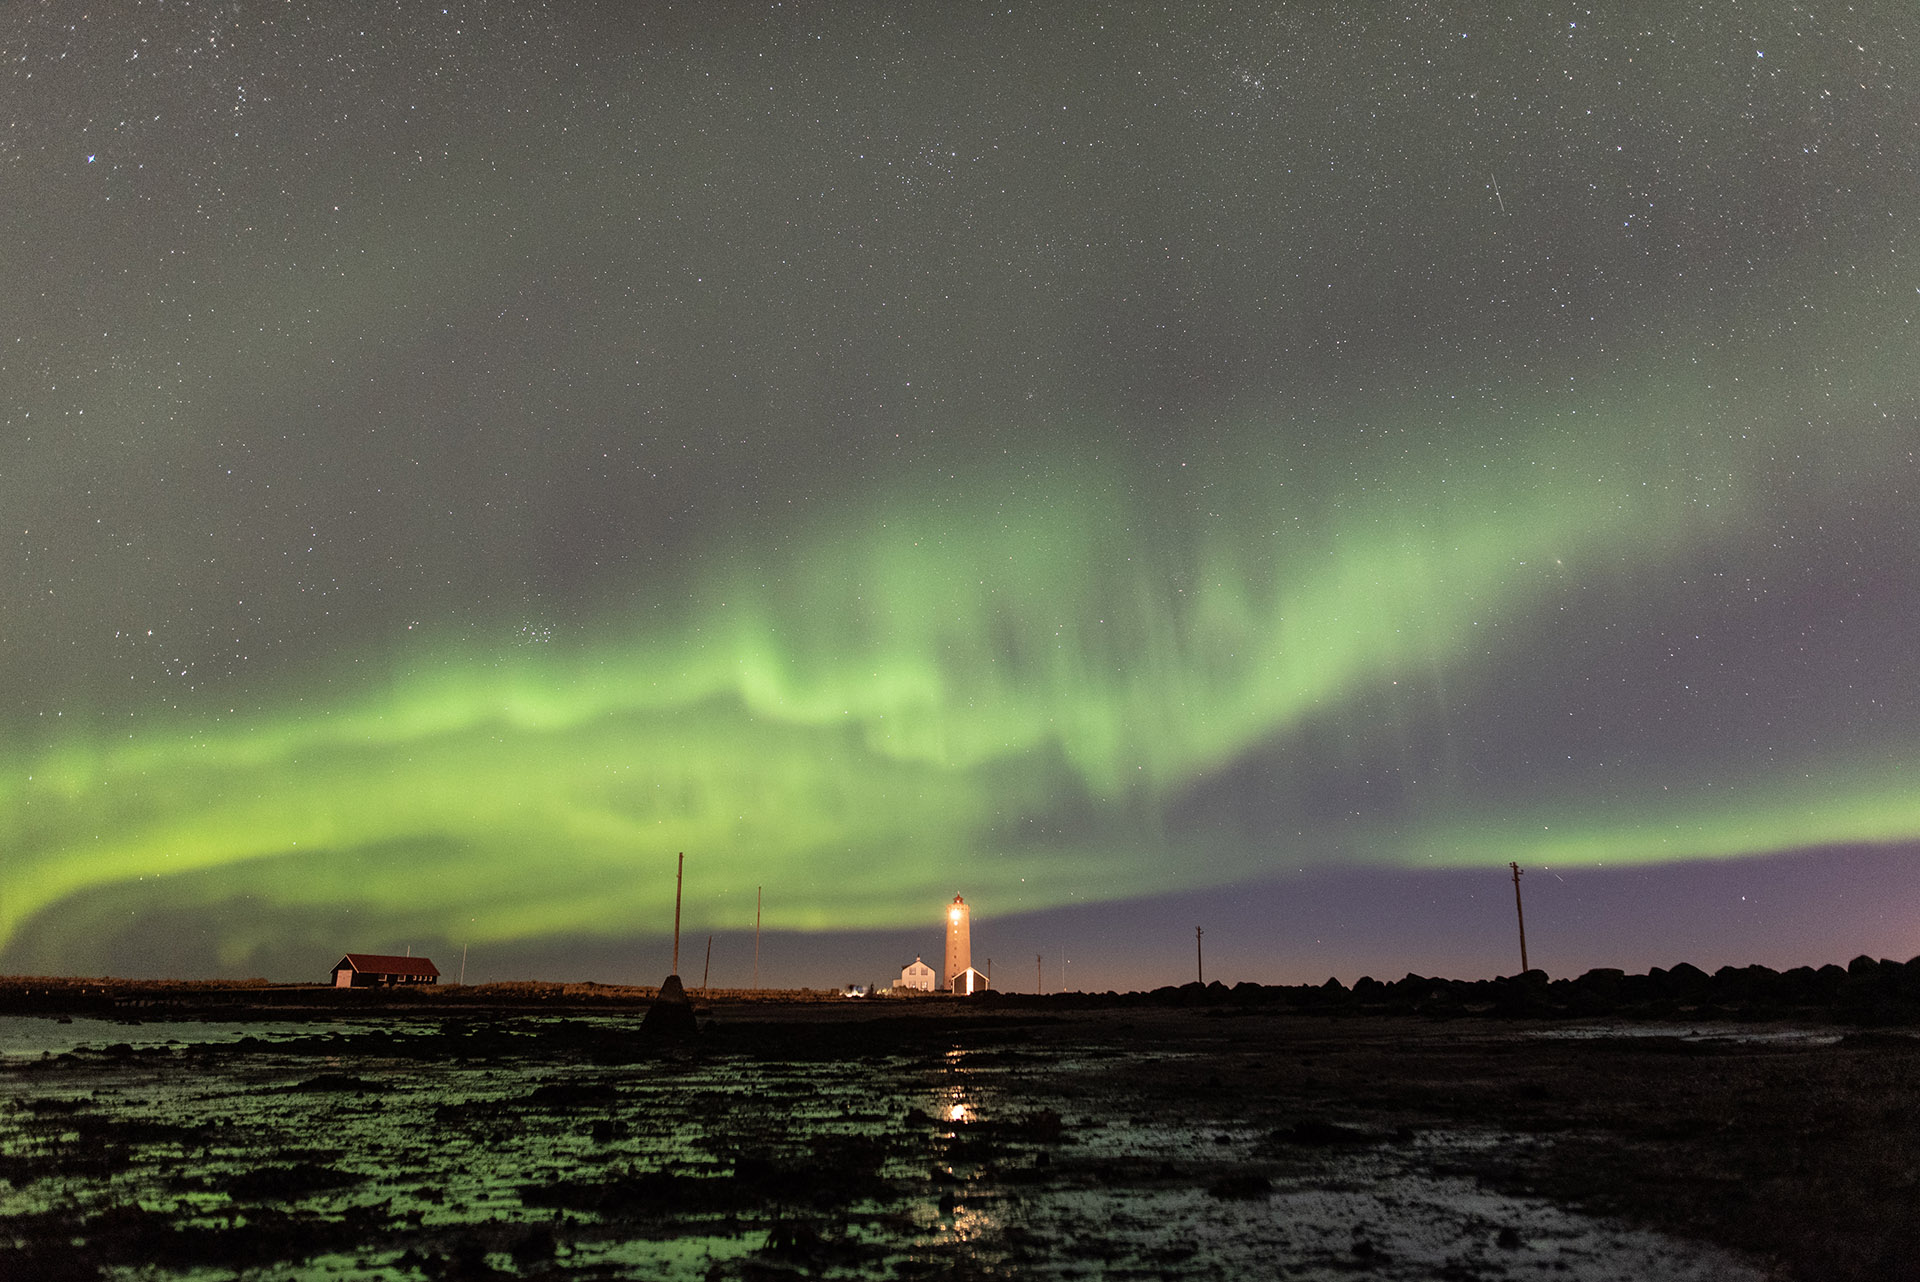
[5,4,1919,986]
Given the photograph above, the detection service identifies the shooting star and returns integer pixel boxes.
[1490,173,1507,214]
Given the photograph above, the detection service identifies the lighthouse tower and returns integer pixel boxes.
[944,895,971,989]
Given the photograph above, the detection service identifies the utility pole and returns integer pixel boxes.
[1036,954,1043,995]
[641,853,696,1034]
[1510,862,1529,975]
[702,934,713,994]
[1196,927,1204,985]
[672,852,684,976]
[753,885,762,991]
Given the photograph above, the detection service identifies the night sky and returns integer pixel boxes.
[6,3,1919,990]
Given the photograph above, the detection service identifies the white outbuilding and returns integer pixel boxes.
[950,966,990,996]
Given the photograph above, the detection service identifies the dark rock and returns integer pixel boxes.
[1207,1173,1271,1200]
[1657,962,1711,998]
[1271,1119,1376,1147]
[999,1109,1065,1143]
[1712,964,1782,1005]
[1779,966,1823,1004]
[521,1167,715,1216]
[1489,971,1555,1017]
[0,1243,104,1281]
[1573,968,1625,1001]
[508,1226,556,1264]
[1617,971,1654,1003]
[290,1073,376,1093]
[433,1233,510,1280]
[640,974,698,1036]
[524,1080,620,1108]
[220,1162,363,1201]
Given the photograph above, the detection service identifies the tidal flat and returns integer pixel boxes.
[1,998,1914,1281]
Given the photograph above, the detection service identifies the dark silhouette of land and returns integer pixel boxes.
[4,953,1918,1024]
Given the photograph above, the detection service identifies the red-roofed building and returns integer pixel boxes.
[331,953,440,988]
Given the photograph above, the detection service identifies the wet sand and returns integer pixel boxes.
[1,990,1915,1280]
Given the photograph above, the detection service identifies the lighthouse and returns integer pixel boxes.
[944,895,971,988]
[944,895,990,995]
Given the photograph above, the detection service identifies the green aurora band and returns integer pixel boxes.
[5,273,1918,972]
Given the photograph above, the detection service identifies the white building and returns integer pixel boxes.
[896,956,936,992]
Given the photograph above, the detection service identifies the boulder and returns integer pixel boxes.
[641,974,698,1036]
